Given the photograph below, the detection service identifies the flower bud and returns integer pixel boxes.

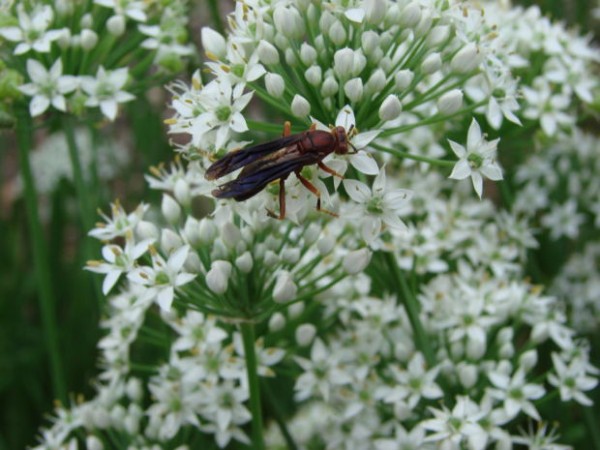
[183,217,201,247]
[235,251,253,273]
[273,270,297,303]
[499,342,514,359]
[365,0,386,24]
[136,220,159,241]
[395,70,414,90]
[457,363,478,389]
[221,222,242,248]
[451,43,480,73]
[437,89,463,115]
[201,27,227,60]
[333,48,354,78]
[274,6,304,39]
[185,251,203,274]
[320,76,338,97]
[344,78,363,103]
[86,435,104,450]
[269,312,286,332]
[264,250,279,267]
[343,248,372,274]
[81,13,93,28]
[317,235,335,255]
[352,52,367,76]
[364,68,386,96]
[161,229,183,255]
[198,218,218,245]
[299,43,317,66]
[304,223,321,245]
[361,31,379,55]
[81,29,98,51]
[265,73,285,98]
[305,65,322,86]
[206,260,232,294]
[289,301,304,319]
[414,8,433,37]
[281,248,300,264]
[319,10,335,34]
[296,323,317,346]
[329,20,347,46]
[421,52,441,74]
[257,40,280,65]
[161,194,181,224]
[466,332,486,360]
[519,350,538,372]
[174,178,191,208]
[399,2,421,28]
[291,94,311,117]
[379,94,402,121]
[426,25,450,48]
[126,378,143,401]
[107,15,126,36]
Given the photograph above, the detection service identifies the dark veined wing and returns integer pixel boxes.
[205,133,303,180]
[212,150,321,201]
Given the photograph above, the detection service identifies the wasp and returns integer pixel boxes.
[205,122,354,219]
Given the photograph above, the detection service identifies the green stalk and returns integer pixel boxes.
[584,406,600,450]
[240,322,266,450]
[15,106,66,403]
[63,119,102,303]
[384,253,435,367]
[371,142,455,168]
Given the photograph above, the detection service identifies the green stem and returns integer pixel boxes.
[384,253,435,367]
[261,380,298,450]
[371,142,455,168]
[207,0,226,35]
[240,322,266,450]
[15,106,67,403]
[584,406,600,450]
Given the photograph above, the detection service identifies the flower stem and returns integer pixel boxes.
[384,253,435,367]
[240,322,266,450]
[63,119,103,303]
[371,142,455,168]
[15,105,67,403]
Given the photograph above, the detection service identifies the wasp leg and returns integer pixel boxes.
[308,122,317,131]
[295,172,338,217]
[318,161,344,179]
[266,178,287,220]
[282,121,291,137]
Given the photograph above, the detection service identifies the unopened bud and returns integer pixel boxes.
[235,251,253,273]
[173,178,191,208]
[399,2,421,28]
[379,94,402,121]
[426,25,450,48]
[421,52,441,74]
[198,218,218,245]
[80,13,93,28]
[329,20,347,46]
[519,350,538,372]
[321,76,339,97]
[136,220,159,241]
[221,222,242,248]
[361,31,379,55]
[269,312,286,332]
[86,436,103,450]
[395,70,414,90]
[365,0,386,24]
[296,323,317,346]
[343,248,372,274]
[300,43,317,65]
[317,235,335,255]
[107,15,126,36]
[344,78,363,103]
[273,6,304,39]
[451,43,480,73]
[201,27,227,59]
[265,73,285,98]
[281,248,300,264]
[457,363,478,389]
[161,195,181,224]
[289,301,304,318]
[273,270,297,303]
[206,260,232,294]
[257,40,280,65]
[305,65,322,86]
[364,68,386,96]
[183,217,201,247]
[291,94,311,117]
[81,29,98,51]
[161,229,183,254]
[437,89,463,115]
[333,48,354,78]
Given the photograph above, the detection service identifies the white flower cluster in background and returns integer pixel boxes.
[15,128,130,195]
[0,0,194,120]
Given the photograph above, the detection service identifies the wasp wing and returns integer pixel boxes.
[212,148,322,201]
[205,134,303,180]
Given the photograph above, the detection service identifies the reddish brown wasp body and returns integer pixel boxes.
[205,122,351,219]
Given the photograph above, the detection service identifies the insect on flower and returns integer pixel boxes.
[205,122,354,219]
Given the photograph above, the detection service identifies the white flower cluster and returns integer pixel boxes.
[482,3,599,136]
[15,128,130,196]
[0,0,194,120]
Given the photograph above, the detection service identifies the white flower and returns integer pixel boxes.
[80,66,135,121]
[127,246,196,311]
[448,118,503,198]
[86,239,153,294]
[19,59,77,117]
[0,4,64,55]
[548,352,598,406]
[343,167,412,243]
[540,199,584,240]
[94,0,147,22]
[487,366,545,421]
[422,396,489,450]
